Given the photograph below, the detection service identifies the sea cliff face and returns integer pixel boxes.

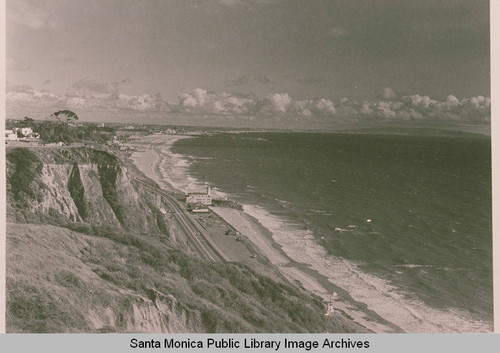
[6,147,168,235]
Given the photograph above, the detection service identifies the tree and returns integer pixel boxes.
[50,110,79,123]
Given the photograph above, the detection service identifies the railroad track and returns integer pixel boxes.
[133,178,229,262]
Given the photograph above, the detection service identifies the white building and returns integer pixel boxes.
[5,130,18,141]
[186,185,212,206]
[12,127,34,137]
[186,193,212,205]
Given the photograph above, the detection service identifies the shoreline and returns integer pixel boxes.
[124,133,492,333]
[126,134,398,333]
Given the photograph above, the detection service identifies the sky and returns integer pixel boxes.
[5,0,491,127]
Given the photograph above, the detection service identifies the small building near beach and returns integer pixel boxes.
[187,193,212,206]
[186,185,212,206]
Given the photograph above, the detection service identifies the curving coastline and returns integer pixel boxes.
[126,133,492,333]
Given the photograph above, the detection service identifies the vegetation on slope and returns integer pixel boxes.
[6,148,44,206]
[7,223,357,333]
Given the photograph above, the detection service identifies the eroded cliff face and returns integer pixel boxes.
[6,147,167,236]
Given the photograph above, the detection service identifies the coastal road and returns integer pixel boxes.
[133,178,229,262]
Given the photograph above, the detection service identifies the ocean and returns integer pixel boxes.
[165,131,492,332]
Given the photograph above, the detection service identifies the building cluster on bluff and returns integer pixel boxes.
[5,127,40,141]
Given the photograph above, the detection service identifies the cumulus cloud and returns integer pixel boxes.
[7,79,168,112]
[315,98,336,114]
[174,87,490,123]
[6,83,490,123]
[383,87,396,100]
[6,85,62,107]
[267,93,292,114]
[363,92,491,122]
[46,78,161,111]
[62,90,167,112]
[178,89,255,114]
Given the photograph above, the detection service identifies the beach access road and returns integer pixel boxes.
[133,178,229,263]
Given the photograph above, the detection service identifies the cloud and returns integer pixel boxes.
[328,25,348,38]
[6,85,62,107]
[179,89,255,114]
[173,87,489,123]
[7,0,54,30]
[62,90,167,112]
[6,83,490,123]
[383,87,396,100]
[6,80,168,112]
[177,90,338,118]
[315,98,336,115]
[267,93,292,114]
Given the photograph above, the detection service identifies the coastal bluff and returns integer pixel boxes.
[5,146,362,333]
[6,147,168,235]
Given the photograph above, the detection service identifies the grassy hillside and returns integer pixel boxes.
[6,223,360,333]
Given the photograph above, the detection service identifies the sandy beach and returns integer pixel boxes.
[126,134,404,333]
[127,134,187,193]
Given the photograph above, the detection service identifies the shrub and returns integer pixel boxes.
[6,148,44,203]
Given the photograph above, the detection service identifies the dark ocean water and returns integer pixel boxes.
[171,131,492,329]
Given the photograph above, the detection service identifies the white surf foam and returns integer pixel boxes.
[242,203,492,333]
